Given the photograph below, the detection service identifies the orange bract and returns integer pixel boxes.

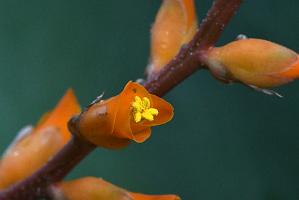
[53,177,180,200]
[0,90,81,189]
[147,0,197,76]
[78,81,174,149]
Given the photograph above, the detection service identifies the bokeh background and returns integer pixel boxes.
[0,0,298,199]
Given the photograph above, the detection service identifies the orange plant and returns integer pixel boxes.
[0,0,297,199]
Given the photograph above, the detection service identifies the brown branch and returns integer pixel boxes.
[0,0,243,199]
[145,0,243,96]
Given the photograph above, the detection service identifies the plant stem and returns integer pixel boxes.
[145,0,243,96]
[0,0,243,199]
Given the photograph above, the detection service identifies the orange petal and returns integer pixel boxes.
[35,89,81,143]
[79,96,130,149]
[148,0,197,75]
[0,127,64,189]
[131,127,152,143]
[141,94,174,126]
[130,193,181,200]
[113,81,151,139]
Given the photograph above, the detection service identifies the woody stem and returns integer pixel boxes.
[0,0,243,199]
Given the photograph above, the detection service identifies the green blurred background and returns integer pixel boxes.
[0,0,298,199]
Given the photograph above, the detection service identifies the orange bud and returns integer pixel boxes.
[206,38,299,88]
[147,0,197,76]
[0,127,64,188]
[0,89,81,188]
[77,81,174,149]
[52,177,180,200]
[35,89,81,143]
[53,177,131,200]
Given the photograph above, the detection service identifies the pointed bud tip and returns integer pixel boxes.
[278,55,299,79]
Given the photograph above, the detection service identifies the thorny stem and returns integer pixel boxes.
[0,0,243,199]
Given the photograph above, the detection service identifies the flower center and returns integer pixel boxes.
[132,96,159,123]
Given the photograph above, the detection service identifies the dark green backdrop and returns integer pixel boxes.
[0,0,298,199]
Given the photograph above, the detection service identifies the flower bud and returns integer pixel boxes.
[52,177,180,200]
[52,177,131,200]
[0,89,80,188]
[76,81,173,149]
[0,127,63,188]
[147,0,197,76]
[36,89,81,143]
[206,38,299,88]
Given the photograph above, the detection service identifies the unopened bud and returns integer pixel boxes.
[147,0,197,77]
[206,38,299,88]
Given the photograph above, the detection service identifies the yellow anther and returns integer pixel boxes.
[132,96,159,123]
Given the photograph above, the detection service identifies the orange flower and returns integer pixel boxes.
[0,89,80,188]
[52,177,180,200]
[77,81,174,149]
[147,0,197,76]
[206,38,299,89]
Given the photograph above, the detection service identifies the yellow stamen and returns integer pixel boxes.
[132,96,159,123]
